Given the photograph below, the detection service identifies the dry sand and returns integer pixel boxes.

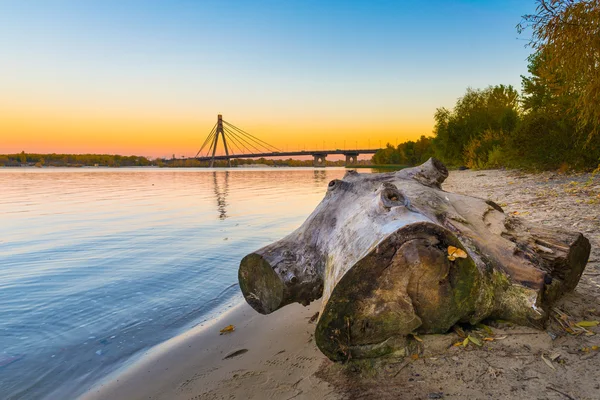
[81,169,600,400]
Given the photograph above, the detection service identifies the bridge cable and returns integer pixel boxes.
[198,123,217,157]
[223,126,265,154]
[194,122,218,158]
[203,130,218,158]
[201,132,216,158]
[227,131,258,156]
[227,127,272,155]
[222,133,240,155]
[223,121,281,152]
[223,127,264,154]
[224,125,276,154]
[223,129,256,155]
[223,121,280,153]
[222,130,248,155]
[222,124,266,153]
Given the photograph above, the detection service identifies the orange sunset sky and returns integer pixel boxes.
[1,1,533,158]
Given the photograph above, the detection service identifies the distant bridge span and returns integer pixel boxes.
[194,115,381,167]
[197,149,378,166]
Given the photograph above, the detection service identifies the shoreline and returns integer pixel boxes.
[80,300,336,400]
[80,169,600,400]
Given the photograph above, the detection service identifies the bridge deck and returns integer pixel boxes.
[196,149,378,161]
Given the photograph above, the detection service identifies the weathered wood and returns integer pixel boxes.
[238,158,591,360]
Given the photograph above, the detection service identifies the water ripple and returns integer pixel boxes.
[0,167,364,399]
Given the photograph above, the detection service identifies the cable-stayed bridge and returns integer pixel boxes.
[194,115,380,167]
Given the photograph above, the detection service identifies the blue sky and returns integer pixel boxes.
[0,0,538,156]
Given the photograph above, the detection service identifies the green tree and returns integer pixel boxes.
[372,136,434,166]
[505,51,600,170]
[431,85,520,166]
[372,144,397,164]
[518,0,600,137]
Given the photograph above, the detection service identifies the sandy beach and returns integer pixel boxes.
[81,300,338,400]
[81,169,600,400]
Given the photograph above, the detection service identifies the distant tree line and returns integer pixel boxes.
[0,153,369,168]
[374,0,600,171]
[0,152,152,167]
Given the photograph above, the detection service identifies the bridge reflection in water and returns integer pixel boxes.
[206,168,378,224]
[213,171,229,220]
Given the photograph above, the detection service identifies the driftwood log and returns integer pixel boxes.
[238,159,590,361]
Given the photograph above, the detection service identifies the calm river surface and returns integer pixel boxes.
[0,167,369,399]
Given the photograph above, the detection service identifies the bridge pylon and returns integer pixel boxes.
[344,153,358,166]
[313,153,327,168]
[209,115,231,168]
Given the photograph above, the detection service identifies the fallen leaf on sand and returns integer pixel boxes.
[220,325,235,335]
[462,337,469,347]
[411,334,423,342]
[447,246,467,261]
[468,335,482,346]
[477,323,493,335]
[541,353,556,370]
[575,320,599,328]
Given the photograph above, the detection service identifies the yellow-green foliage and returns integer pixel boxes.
[372,136,434,166]
[431,85,519,167]
[519,0,600,137]
[464,130,506,169]
[0,152,153,167]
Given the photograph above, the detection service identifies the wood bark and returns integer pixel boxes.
[238,158,591,360]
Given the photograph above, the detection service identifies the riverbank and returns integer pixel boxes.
[80,301,337,400]
[347,164,407,169]
[82,168,600,400]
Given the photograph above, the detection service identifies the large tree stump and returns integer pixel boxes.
[238,159,591,360]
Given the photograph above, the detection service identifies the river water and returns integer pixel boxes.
[0,167,365,399]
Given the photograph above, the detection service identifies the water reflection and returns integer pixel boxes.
[313,170,327,185]
[0,167,367,400]
[213,171,229,220]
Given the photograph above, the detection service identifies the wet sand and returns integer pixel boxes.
[80,301,338,400]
